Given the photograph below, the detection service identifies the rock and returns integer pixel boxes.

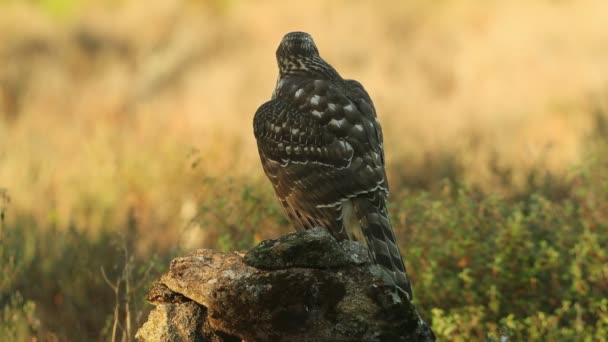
[136,228,435,342]
[244,227,370,269]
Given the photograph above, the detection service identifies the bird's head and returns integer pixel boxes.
[275,31,339,80]
[276,31,320,60]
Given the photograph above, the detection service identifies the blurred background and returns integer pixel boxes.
[1,0,607,340]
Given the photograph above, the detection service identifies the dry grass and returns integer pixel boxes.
[2,0,607,245]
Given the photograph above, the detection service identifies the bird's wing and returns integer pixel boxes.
[254,97,353,237]
[253,79,388,238]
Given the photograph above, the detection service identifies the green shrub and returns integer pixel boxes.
[0,292,39,341]
[0,215,169,340]
[392,148,608,341]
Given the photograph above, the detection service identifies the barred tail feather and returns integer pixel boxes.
[352,197,412,299]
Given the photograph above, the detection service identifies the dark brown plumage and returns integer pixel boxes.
[253,31,412,298]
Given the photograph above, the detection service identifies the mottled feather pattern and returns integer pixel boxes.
[254,98,355,168]
[253,32,412,298]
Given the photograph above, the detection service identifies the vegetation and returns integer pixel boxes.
[1,0,607,340]
[400,154,608,341]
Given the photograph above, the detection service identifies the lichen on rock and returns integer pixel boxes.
[136,228,434,342]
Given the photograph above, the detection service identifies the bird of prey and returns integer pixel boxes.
[253,32,412,299]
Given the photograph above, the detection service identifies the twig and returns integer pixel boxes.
[101,266,121,342]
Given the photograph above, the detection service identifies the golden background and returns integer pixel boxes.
[1,0,607,340]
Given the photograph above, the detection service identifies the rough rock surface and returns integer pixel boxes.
[136,228,435,342]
